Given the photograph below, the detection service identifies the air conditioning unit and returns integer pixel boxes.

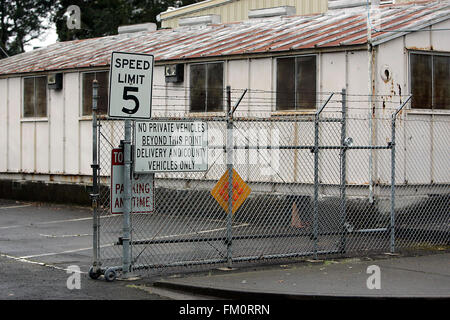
[48,73,63,90]
[165,64,184,83]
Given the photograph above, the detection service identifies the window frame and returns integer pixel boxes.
[188,61,225,114]
[80,70,110,118]
[409,50,450,112]
[275,54,318,112]
[22,75,48,120]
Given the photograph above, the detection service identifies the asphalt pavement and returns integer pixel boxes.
[0,199,164,299]
[0,199,448,300]
[0,253,164,300]
[151,252,450,299]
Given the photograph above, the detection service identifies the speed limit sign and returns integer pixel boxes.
[108,52,154,119]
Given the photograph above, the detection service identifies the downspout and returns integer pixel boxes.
[367,0,376,204]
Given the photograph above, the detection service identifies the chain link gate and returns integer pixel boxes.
[89,87,449,280]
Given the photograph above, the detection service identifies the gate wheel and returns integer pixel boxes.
[88,266,102,280]
[104,268,117,282]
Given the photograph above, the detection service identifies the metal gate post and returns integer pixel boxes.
[390,113,396,253]
[226,86,233,268]
[312,93,334,259]
[313,106,320,259]
[390,95,411,253]
[122,119,132,276]
[339,89,348,254]
[90,80,101,275]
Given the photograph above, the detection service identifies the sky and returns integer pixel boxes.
[24,20,58,52]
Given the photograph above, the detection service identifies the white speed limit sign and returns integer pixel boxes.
[108,51,154,119]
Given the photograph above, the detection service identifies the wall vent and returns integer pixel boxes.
[328,0,389,10]
[118,23,157,34]
[178,15,221,27]
[248,6,296,19]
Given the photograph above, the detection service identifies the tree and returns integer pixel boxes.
[0,0,55,56]
[54,0,202,42]
[53,0,131,42]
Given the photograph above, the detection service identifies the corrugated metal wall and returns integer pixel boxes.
[0,72,95,183]
[160,0,419,28]
[161,0,328,28]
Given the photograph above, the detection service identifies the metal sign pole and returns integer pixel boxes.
[390,95,411,253]
[339,88,348,254]
[312,93,334,259]
[313,116,319,259]
[226,86,233,268]
[89,80,101,279]
[122,119,132,276]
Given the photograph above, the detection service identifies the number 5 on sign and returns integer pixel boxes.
[108,52,154,119]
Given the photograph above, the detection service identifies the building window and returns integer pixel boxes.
[190,62,224,112]
[410,52,450,110]
[276,55,316,111]
[23,76,47,118]
[82,71,109,115]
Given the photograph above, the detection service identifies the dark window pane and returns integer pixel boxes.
[206,63,223,112]
[96,72,109,115]
[35,76,47,117]
[433,55,450,110]
[82,73,95,115]
[276,58,295,111]
[411,54,432,109]
[296,56,316,109]
[190,64,206,112]
[23,78,35,117]
[82,72,109,115]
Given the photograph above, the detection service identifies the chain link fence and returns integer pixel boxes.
[90,90,449,279]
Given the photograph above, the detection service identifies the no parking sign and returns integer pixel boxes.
[110,148,154,214]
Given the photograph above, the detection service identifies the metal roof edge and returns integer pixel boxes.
[0,45,368,78]
[134,44,368,65]
[372,12,450,46]
[0,65,111,79]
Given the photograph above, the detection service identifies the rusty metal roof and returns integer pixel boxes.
[0,0,449,75]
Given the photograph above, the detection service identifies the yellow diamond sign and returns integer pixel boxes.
[211,169,251,214]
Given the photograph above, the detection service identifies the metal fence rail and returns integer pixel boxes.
[89,88,450,280]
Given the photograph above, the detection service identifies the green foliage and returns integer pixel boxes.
[0,0,201,56]
[0,0,55,56]
[53,0,202,42]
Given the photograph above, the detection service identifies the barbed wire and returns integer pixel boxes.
[152,84,413,97]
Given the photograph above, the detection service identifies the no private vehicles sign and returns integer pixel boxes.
[134,120,208,173]
[108,52,154,119]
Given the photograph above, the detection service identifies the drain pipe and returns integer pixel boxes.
[367,0,376,204]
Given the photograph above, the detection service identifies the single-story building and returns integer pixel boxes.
[0,0,448,204]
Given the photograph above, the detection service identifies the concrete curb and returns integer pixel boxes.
[153,280,448,300]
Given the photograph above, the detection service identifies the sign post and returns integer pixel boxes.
[226,86,233,268]
[108,51,153,278]
[122,121,132,276]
